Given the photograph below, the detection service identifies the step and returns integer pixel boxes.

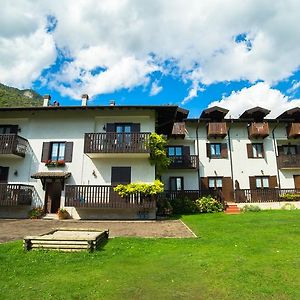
[43,214,58,220]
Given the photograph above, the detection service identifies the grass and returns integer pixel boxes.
[0,210,299,299]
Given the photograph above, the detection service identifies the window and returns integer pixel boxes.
[208,177,223,189]
[111,167,131,185]
[168,146,183,163]
[252,143,264,158]
[255,177,269,189]
[0,166,9,183]
[283,145,297,155]
[170,177,184,191]
[210,143,221,158]
[50,142,65,161]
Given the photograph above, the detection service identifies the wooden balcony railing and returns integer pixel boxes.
[84,132,151,154]
[277,154,300,169]
[235,188,300,203]
[0,134,28,157]
[65,185,156,209]
[0,184,34,206]
[287,123,300,139]
[248,122,269,139]
[207,122,228,138]
[168,155,199,169]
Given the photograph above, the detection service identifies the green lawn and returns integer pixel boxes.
[0,211,299,300]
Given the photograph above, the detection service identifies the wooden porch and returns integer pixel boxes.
[0,134,28,157]
[0,184,34,206]
[65,185,156,209]
[235,188,300,203]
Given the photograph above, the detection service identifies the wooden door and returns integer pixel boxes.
[111,167,131,204]
[0,167,9,183]
[45,182,62,213]
[294,175,300,189]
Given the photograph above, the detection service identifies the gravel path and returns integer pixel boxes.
[0,219,196,243]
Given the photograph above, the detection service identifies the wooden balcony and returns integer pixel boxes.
[0,134,28,157]
[65,185,156,209]
[84,132,151,158]
[168,155,199,169]
[287,123,300,139]
[207,122,228,138]
[277,154,300,169]
[0,184,34,206]
[248,122,269,139]
[235,188,300,203]
[171,122,186,138]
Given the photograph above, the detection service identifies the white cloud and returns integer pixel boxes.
[150,80,163,96]
[287,80,300,94]
[209,82,300,118]
[0,0,300,100]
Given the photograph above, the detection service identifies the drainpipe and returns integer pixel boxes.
[272,121,281,189]
[227,121,235,201]
[196,118,201,193]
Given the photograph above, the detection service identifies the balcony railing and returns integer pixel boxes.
[0,184,34,206]
[65,185,156,209]
[235,188,300,203]
[207,122,228,138]
[248,122,269,139]
[0,134,28,157]
[84,132,151,154]
[277,154,300,169]
[287,123,300,139]
[168,155,199,169]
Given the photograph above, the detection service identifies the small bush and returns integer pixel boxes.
[281,203,297,210]
[171,197,198,214]
[156,198,173,216]
[279,193,300,201]
[242,205,261,212]
[28,207,44,219]
[195,196,224,213]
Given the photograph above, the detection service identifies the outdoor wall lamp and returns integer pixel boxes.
[14,170,18,176]
[92,170,97,178]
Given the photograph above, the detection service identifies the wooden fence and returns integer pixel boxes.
[0,184,34,206]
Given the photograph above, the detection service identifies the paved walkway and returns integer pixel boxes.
[0,219,196,243]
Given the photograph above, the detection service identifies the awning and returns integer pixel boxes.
[31,172,71,190]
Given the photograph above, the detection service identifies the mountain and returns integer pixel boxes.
[0,83,43,107]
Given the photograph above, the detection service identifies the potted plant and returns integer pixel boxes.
[57,208,69,220]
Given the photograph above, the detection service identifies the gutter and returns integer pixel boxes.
[227,120,235,201]
[271,121,281,188]
[196,117,201,192]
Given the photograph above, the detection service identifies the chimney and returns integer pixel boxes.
[81,94,89,106]
[43,95,51,107]
[109,100,116,106]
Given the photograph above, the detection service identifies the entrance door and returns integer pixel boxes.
[111,167,131,203]
[45,182,62,213]
[0,167,9,183]
[294,175,300,189]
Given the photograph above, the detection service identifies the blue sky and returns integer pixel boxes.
[1,1,300,118]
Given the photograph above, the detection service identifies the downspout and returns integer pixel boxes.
[272,121,281,188]
[196,118,201,193]
[227,121,235,201]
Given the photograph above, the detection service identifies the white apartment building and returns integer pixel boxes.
[0,96,299,219]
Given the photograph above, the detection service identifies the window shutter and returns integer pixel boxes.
[249,176,256,189]
[261,143,265,158]
[206,143,211,158]
[111,167,131,185]
[10,125,19,134]
[131,123,140,133]
[106,123,115,132]
[201,177,209,190]
[41,142,51,162]
[277,145,284,155]
[0,167,9,183]
[222,177,233,202]
[221,143,228,158]
[183,146,190,158]
[297,145,300,155]
[64,142,73,162]
[246,144,253,158]
[269,176,278,188]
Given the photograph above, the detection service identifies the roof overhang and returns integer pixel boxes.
[31,172,71,190]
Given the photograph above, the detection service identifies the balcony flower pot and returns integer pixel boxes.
[57,208,69,220]
[45,160,66,167]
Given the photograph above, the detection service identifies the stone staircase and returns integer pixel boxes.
[225,203,241,214]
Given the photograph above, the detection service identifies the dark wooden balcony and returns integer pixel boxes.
[277,154,300,169]
[84,132,151,157]
[65,185,156,209]
[287,123,300,139]
[207,122,228,138]
[0,134,28,157]
[168,155,199,169]
[235,188,300,203]
[0,184,34,206]
[171,122,186,138]
[248,122,269,139]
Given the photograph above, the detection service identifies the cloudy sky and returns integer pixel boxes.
[1,0,300,117]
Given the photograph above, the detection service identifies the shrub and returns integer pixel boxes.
[242,205,261,212]
[171,197,198,214]
[281,203,297,210]
[28,207,44,219]
[279,193,300,201]
[156,198,173,216]
[195,196,224,213]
